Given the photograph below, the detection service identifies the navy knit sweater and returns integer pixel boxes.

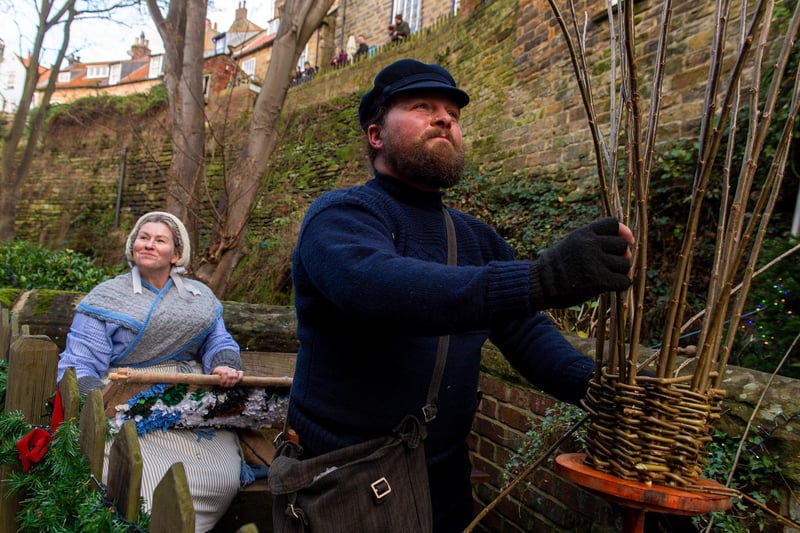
[290,173,595,464]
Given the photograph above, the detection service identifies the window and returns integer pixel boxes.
[203,74,211,99]
[392,0,421,34]
[87,65,108,79]
[149,55,163,78]
[108,64,121,85]
[214,35,227,55]
[242,58,256,78]
[57,71,71,83]
[4,70,15,90]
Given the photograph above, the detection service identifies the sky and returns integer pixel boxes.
[0,1,276,66]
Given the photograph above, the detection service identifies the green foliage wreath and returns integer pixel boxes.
[0,361,149,532]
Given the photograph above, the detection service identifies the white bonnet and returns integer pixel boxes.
[125,211,191,268]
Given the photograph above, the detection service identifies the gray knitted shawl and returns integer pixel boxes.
[77,271,222,367]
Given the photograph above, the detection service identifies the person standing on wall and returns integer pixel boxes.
[286,59,634,531]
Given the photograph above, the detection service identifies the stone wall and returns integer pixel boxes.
[15,0,769,260]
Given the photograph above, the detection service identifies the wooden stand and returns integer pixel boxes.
[555,453,733,533]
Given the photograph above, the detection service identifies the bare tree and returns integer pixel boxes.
[196,0,334,295]
[1,1,78,240]
[0,0,136,240]
[143,1,333,295]
[145,0,207,249]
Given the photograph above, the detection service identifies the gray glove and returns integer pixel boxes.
[530,217,631,310]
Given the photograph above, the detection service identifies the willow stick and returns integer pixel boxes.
[464,414,589,533]
[664,0,768,378]
[109,369,293,388]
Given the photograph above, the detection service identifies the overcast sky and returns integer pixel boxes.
[0,1,276,66]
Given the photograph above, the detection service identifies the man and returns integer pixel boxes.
[302,61,315,81]
[354,34,370,60]
[288,59,633,531]
[393,13,411,41]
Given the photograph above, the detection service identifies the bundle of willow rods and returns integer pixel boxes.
[581,369,724,487]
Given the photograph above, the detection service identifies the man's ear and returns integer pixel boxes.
[367,124,384,150]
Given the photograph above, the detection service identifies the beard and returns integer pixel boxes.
[382,128,466,189]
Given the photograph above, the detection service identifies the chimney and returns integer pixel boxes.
[235,1,247,21]
[130,31,151,60]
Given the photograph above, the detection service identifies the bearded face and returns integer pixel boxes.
[372,94,466,190]
[382,126,466,189]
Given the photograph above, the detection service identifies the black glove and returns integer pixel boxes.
[530,217,631,310]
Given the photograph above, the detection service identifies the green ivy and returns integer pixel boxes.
[449,167,600,261]
[694,429,784,532]
[502,403,587,489]
[731,238,800,378]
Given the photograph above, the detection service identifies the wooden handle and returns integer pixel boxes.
[108,368,292,388]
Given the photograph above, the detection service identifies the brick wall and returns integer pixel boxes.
[469,359,800,532]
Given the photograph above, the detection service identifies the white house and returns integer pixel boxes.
[0,38,30,114]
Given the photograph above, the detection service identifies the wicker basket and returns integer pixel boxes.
[581,368,725,487]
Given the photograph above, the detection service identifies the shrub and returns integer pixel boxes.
[0,241,115,292]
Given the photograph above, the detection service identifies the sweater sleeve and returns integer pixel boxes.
[199,317,241,373]
[294,199,534,334]
[490,313,595,405]
[57,313,116,388]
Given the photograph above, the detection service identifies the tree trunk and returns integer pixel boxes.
[146,0,207,253]
[0,1,76,240]
[8,289,299,353]
[197,0,334,296]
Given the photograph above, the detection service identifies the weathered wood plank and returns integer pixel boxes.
[80,388,106,481]
[241,351,296,378]
[150,462,195,533]
[5,335,59,426]
[106,420,143,522]
[59,366,80,421]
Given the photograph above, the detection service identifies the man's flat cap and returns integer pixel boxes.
[358,58,470,130]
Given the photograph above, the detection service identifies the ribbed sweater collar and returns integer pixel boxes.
[372,171,446,209]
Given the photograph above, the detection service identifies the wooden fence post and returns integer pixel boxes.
[0,308,10,362]
[150,462,195,533]
[0,463,20,533]
[59,366,80,421]
[79,387,106,481]
[5,335,59,426]
[1,334,59,533]
[106,420,143,523]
